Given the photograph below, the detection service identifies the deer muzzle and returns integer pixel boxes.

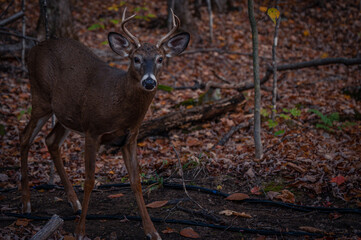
[141,74,157,91]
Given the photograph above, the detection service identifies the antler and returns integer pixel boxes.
[156,9,180,48]
[121,7,141,48]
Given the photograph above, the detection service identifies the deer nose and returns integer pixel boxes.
[141,74,157,91]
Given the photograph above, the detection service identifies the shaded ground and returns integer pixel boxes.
[1,173,361,239]
[1,0,361,239]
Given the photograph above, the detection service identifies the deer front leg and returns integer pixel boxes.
[122,134,161,240]
[75,134,98,239]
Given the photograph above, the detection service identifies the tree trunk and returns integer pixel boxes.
[248,0,263,159]
[168,0,199,42]
[36,0,77,41]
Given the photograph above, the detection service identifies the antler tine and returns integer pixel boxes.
[156,8,180,48]
[121,7,141,48]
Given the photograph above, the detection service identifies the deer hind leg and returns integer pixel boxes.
[122,134,161,240]
[20,112,52,213]
[45,122,81,213]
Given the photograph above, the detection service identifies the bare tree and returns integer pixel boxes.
[248,0,263,159]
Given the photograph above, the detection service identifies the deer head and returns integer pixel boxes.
[108,8,190,91]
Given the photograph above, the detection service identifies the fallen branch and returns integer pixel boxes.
[0,11,24,26]
[216,121,250,147]
[137,94,245,140]
[30,214,63,240]
[0,41,35,55]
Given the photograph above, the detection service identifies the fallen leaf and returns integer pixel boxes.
[16,218,30,226]
[245,167,255,178]
[330,175,346,186]
[146,200,168,208]
[287,162,306,173]
[219,209,234,216]
[186,137,202,147]
[299,226,324,233]
[259,6,268,12]
[107,193,124,199]
[267,191,279,200]
[64,236,76,240]
[275,190,295,203]
[180,227,201,239]
[219,209,252,218]
[162,227,177,234]
[226,193,250,201]
[251,186,261,195]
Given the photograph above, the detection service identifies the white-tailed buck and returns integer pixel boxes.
[20,8,189,240]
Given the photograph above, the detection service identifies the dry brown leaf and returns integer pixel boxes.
[275,190,295,203]
[266,191,279,200]
[180,227,201,239]
[287,162,306,173]
[146,200,168,208]
[299,226,324,233]
[64,236,76,240]
[186,137,202,147]
[107,193,124,199]
[219,210,252,218]
[15,218,30,226]
[226,193,250,201]
[162,227,177,234]
[219,209,234,216]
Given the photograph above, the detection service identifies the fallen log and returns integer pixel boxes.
[30,214,63,240]
[137,94,246,140]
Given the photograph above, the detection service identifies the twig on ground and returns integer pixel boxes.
[215,121,251,147]
[171,143,207,212]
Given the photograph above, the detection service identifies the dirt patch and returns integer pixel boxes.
[1,174,360,239]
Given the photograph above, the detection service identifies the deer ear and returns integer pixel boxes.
[108,32,133,57]
[163,32,190,57]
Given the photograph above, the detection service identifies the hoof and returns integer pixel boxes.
[75,209,82,215]
[146,232,162,240]
[22,201,31,214]
[69,199,82,213]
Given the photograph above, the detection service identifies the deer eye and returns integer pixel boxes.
[134,57,141,64]
[157,57,163,64]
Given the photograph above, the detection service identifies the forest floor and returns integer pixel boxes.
[1,0,361,239]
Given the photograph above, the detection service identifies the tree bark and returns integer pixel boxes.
[168,0,199,42]
[36,0,77,41]
[248,0,263,159]
[30,214,63,240]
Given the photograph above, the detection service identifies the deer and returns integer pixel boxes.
[20,8,189,240]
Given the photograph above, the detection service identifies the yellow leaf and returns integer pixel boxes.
[320,52,328,59]
[259,6,268,12]
[303,30,310,37]
[109,170,115,175]
[267,8,280,24]
[137,142,146,147]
